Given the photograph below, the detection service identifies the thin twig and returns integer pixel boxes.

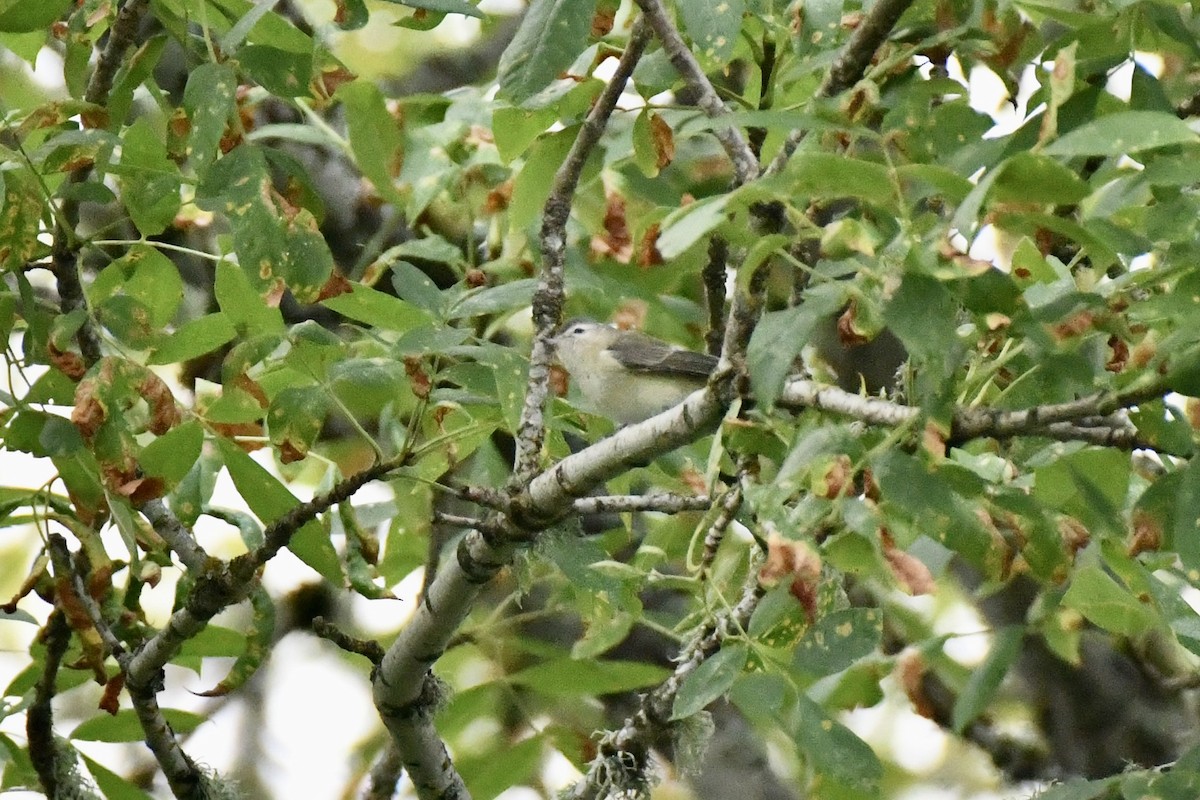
[777,375,1163,450]
[565,567,765,799]
[126,457,402,694]
[312,616,384,664]
[635,0,758,185]
[699,482,744,577]
[141,499,209,572]
[50,535,207,799]
[239,455,405,572]
[573,493,711,515]
[364,743,406,800]
[766,0,917,175]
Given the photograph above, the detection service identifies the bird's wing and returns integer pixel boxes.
[607,332,718,378]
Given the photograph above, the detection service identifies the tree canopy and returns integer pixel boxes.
[4,0,1200,798]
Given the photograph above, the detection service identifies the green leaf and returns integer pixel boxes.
[207,0,314,52]
[459,735,542,799]
[1061,565,1158,637]
[1024,777,1118,800]
[671,643,748,720]
[951,625,1023,732]
[267,385,329,462]
[872,451,991,565]
[793,608,883,676]
[183,63,237,177]
[989,153,1090,205]
[322,283,434,332]
[337,81,404,203]
[215,438,343,583]
[657,195,731,259]
[884,272,958,360]
[790,692,882,793]
[141,421,204,484]
[237,45,313,97]
[178,625,252,660]
[198,147,334,302]
[679,0,744,68]
[149,312,238,365]
[508,658,669,696]
[448,278,538,319]
[384,0,483,17]
[196,584,275,696]
[81,753,156,800]
[1044,111,1199,157]
[0,0,70,32]
[214,256,285,334]
[278,204,335,302]
[1033,449,1129,538]
[508,126,579,230]
[1171,460,1200,575]
[389,260,446,313]
[493,105,560,163]
[71,709,205,742]
[787,153,895,204]
[748,283,846,408]
[219,0,278,51]
[118,117,182,236]
[497,0,594,105]
[0,168,43,271]
[332,0,370,28]
[329,358,407,417]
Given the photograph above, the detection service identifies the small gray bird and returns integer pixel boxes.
[548,319,718,424]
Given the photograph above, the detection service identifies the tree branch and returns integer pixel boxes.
[572,493,712,515]
[634,0,758,185]
[766,0,916,175]
[141,499,209,572]
[364,743,406,800]
[514,15,653,481]
[777,376,1161,448]
[703,237,730,356]
[699,479,745,576]
[126,458,401,698]
[565,568,766,799]
[27,610,70,798]
[49,535,209,799]
[52,0,151,366]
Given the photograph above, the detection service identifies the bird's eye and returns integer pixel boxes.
[569,324,587,334]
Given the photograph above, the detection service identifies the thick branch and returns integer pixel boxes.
[27,610,70,798]
[86,0,150,107]
[514,16,653,481]
[52,0,151,365]
[128,680,206,799]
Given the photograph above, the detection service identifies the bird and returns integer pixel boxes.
[548,319,718,424]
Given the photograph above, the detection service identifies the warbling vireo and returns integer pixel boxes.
[548,319,718,424]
